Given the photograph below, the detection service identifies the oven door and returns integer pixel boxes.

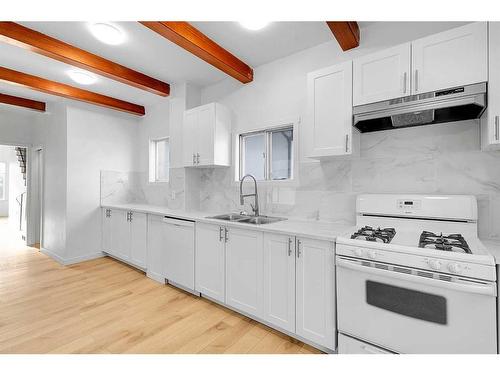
[336,256,497,354]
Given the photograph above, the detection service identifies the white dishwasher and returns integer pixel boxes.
[162,216,196,293]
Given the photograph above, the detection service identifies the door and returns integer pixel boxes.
[147,215,167,283]
[195,222,226,303]
[412,22,487,94]
[225,227,264,318]
[183,110,197,167]
[481,22,500,149]
[164,217,195,291]
[353,43,411,105]
[102,208,112,252]
[129,211,147,268]
[336,256,497,354]
[296,237,335,350]
[110,209,130,260]
[306,61,353,158]
[263,233,296,332]
[196,103,215,166]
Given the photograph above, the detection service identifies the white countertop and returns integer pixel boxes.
[101,203,354,242]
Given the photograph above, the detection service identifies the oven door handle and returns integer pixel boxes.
[336,258,497,297]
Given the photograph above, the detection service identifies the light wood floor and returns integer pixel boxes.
[0,219,321,354]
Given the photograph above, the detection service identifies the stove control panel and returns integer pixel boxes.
[397,199,421,213]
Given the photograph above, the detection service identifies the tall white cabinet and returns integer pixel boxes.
[306,60,358,159]
[482,22,500,150]
[183,102,231,167]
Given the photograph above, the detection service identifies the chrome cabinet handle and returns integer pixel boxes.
[495,116,499,141]
[297,239,302,258]
[403,72,407,94]
[129,212,133,222]
[345,134,349,153]
[414,70,419,92]
[196,153,200,164]
[288,238,293,256]
[192,153,196,165]
[126,212,130,222]
[224,228,229,243]
[219,227,224,242]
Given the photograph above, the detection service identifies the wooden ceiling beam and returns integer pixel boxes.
[0,21,170,96]
[0,92,46,112]
[326,22,360,51]
[140,21,253,84]
[0,66,145,116]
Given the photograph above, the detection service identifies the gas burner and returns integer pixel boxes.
[351,226,396,244]
[419,231,472,254]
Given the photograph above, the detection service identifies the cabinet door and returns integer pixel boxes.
[263,233,296,333]
[296,237,335,350]
[412,22,487,94]
[183,110,197,167]
[110,209,130,261]
[306,61,354,158]
[353,43,411,105]
[196,103,215,166]
[164,218,195,291]
[195,223,226,303]
[225,227,264,318]
[481,22,500,149]
[147,215,167,283]
[102,208,112,252]
[129,212,147,268]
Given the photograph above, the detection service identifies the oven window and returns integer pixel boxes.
[366,281,447,325]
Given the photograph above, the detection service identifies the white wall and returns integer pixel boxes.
[65,105,140,263]
[0,107,39,146]
[0,146,19,217]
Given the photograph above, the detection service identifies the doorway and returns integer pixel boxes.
[0,144,28,246]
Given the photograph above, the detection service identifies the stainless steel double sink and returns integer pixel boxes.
[207,213,287,225]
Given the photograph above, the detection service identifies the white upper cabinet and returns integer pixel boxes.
[481,22,500,150]
[306,61,358,159]
[183,102,231,168]
[412,22,487,94]
[353,43,411,106]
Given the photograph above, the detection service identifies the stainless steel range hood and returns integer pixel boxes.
[353,82,487,133]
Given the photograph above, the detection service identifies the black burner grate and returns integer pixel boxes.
[419,231,472,254]
[351,226,396,244]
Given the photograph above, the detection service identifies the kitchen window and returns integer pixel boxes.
[149,137,170,183]
[0,162,5,200]
[239,126,294,181]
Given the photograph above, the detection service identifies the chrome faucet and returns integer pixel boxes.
[239,174,260,217]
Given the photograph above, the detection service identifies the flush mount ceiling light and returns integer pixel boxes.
[239,21,270,31]
[67,70,97,85]
[89,22,125,45]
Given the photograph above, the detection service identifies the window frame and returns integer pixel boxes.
[235,120,298,185]
[0,162,6,201]
[148,137,170,184]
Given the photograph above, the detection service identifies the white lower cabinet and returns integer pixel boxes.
[195,222,226,303]
[102,208,147,269]
[263,233,296,333]
[296,237,336,350]
[225,228,264,318]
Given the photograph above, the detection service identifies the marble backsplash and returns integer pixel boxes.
[101,120,500,240]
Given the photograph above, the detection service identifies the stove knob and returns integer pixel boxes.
[368,250,377,259]
[448,263,463,274]
[354,248,364,257]
[428,259,441,270]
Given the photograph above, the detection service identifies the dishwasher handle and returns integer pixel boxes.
[162,216,195,227]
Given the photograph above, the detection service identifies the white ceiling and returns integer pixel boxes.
[0,21,336,110]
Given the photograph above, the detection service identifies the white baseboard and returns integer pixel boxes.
[40,248,105,266]
[40,247,66,265]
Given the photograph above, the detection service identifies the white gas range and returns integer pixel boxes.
[335,194,497,354]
